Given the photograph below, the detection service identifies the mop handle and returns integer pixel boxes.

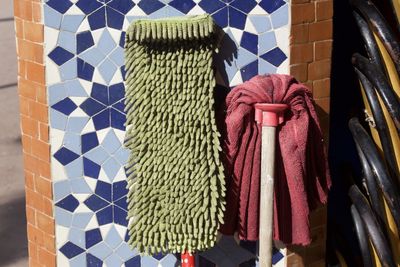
[181,251,195,267]
[255,103,287,267]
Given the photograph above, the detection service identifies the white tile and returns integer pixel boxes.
[230,71,243,87]
[70,107,89,117]
[77,18,90,32]
[56,225,70,247]
[57,251,71,267]
[69,96,87,107]
[114,224,127,239]
[50,128,65,153]
[85,177,98,191]
[46,59,62,85]
[230,28,243,45]
[244,18,257,34]
[67,4,85,15]
[92,68,106,84]
[97,128,111,144]
[112,168,127,183]
[81,119,96,134]
[98,168,110,183]
[44,27,60,54]
[249,5,268,15]
[79,79,93,95]
[110,69,124,85]
[86,213,100,230]
[274,26,290,55]
[52,160,68,182]
[187,5,206,15]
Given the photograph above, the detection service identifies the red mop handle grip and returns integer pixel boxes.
[254,103,288,127]
[181,251,195,267]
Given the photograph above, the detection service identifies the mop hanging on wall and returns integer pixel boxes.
[124,15,226,254]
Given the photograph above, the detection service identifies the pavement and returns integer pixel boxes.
[0,0,29,266]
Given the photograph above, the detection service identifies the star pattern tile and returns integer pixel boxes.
[44,0,290,265]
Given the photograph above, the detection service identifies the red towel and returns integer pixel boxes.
[219,74,331,245]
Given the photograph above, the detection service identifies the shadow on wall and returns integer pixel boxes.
[0,196,28,266]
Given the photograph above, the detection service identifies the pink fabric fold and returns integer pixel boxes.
[219,74,331,245]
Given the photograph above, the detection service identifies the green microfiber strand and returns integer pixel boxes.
[124,15,226,255]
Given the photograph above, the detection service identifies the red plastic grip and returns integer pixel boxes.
[181,252,195,267]
[254,103,288,127]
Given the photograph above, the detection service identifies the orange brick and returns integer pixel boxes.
[19,97,30,116]
[316,1,333,21]
[309,20,333,41]
[314,40,332,61]
[24,21,44,43]
[26,187,44,211]
[305,243,325,264]
[28,241,38,261]
[32,2,42,23]
[310,206,327,227]
[27,224,44,246]
[313,78,330,98]
[17,39,43,64]
[36,84,47,104]
[291,43,313,64]
[25,169,35,190]
[14,0,32,21]
[292,3,315,24]
[26,61,45,84]
[20,115,39,137]
[290,64,308,82]
[43,234,56,253]
[291,24,309,44]
[14,18,24,39]
[29,258,41,267]
[26,206,36,225]
[42,197,53,217]
[30,101,48,124]
[308,59,331,80]
[34,175,52,199]
[40,123,49,142]
[286,253,305,267]
[18,59,27,78]
[38,159,51,179]
[19,78,37,100]
[315,97,330,115]
[292,0,311,3]
[38,247,56,267]
[37,212,55,235]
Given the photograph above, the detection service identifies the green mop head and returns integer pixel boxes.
[124,15,226,254]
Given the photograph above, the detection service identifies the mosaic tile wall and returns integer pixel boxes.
[44,0,290,266]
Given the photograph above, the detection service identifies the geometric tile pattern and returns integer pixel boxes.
[44,0,290,266]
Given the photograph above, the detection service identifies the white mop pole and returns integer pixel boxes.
[255,103,288,267]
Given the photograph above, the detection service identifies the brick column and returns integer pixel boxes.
[14,1,55,266]
[287,0,333,266]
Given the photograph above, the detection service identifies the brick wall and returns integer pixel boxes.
[14,1,56,266]
[287,0,333,265]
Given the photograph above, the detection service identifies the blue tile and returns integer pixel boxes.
[103,157,121,181]
[114,197,127,211]
[105,226,122,249]
[114,147,129,165]
[71,178,92,194]
[258,32,276,54]
[80,98,106,116]
[77,31,95,54]
[83,157,101,179]
[272,249,284,265]
[138,0,165,15]
[61,15,85,32]
[49,46,74,66]
[113,205,128,225]
[96,206,113,225]
[93,109,111,130]
[54,147,80,165]
[229,7,247,29]
[260,47,287,67]
[259,59,277,75]
[116,243,138,261]
[84,146,110,164]
[148,6,169,19]
[199,0,225,13]
[44,5,63,29]
[88,243,112,262]
[82,132,99,154]
[86,228,103,249]
[70,253,87,267]
[141,255,159,267]
[212,7,228,29]
[230,0,257,13]
[240,32,258,55]
[63,132,82,155]
[52,98,77,116]
[108,0,135,14]
[50,110,68,130]
[87,253,103,267]
[111,109,126,130]
[169,0,195,14]
[76,0,103,15]
[60,58,78,80]
[71,212,93,229]
[161,254,179,266]
[54,180,71,201]
[96,181,112,202]
[84,195,109,212]
[88,7,107,30]
[60,242,85,259]
[77,58,95,81]
[105,254,123,267]
[56,194,80,212]
[249,16,272,34]
[79,48,105,66]
[270,4,288,29]
[113,181,128,202]
[91,83,109,105]
[55,207,73,227]
[65,80,88,97]
[98,59,118,84]
[58,31,76,53]
[241,60,258,82]
[46,0,73,14]
[67,117,90,133]
[106,7,125,30]
[98,30,117,56]
[236,47,257,69]
[125,255,141,267]
[69,227,86,248]
[109,83,125,103]
[119,32,126,48]
[102,130,121,154]
[153,252,165,260]
[110,47,124,66]
[48,84,67,106]
[259,0,286,14]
